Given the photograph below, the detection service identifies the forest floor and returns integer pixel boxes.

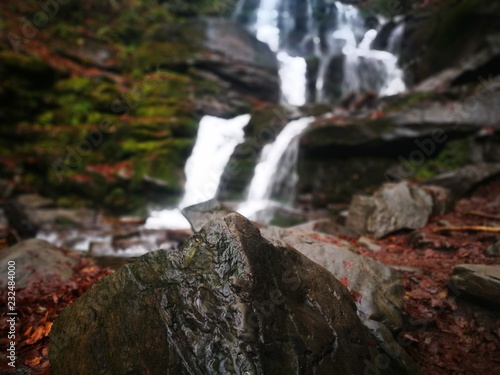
[0,179,499,374]
[357,178,500,374]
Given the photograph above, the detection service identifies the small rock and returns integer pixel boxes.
[0,179,14,198]
[3,202,38,239]
[290,219,357,238]
[420,185,454,215]
[15,194,54,209]
[485,241,500,257]
[347,182,434,239]
[357,236,382,251]
[449,264,500,305]
[0,239,80,289]
[346,195,376,235]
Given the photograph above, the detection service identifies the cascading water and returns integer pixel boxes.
[249,0,308,106]
[332,3,406,99]
[234,0,407,222]
[237,117,314,221]
[239,0,406,103]
[146,114,250,229]
[149,1,409,228]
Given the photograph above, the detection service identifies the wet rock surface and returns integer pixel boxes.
[181,201,404,330]
[50,213,415,374]
[297,89,500,206]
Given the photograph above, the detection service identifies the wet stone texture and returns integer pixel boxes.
[50,213,414,374]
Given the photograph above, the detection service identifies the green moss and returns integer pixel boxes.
[381,92,444,113]
[413,137,472,180]
[0,0,253,214]
[132,41,196,69]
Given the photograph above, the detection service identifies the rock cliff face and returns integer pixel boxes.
[400,0,500,86]
[297,87,500,206]
[50,213,415,374]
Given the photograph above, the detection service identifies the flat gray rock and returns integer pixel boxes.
[0,239,80,289]
[450,264,500,305]
[260,226,404,332]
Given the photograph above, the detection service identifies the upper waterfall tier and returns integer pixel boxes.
[236,0,406,104]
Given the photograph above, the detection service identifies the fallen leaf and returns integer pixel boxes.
[25,356,42,367]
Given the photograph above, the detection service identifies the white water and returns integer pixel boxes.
[323,2,406,98]
[387,22,405,55]
[146,114,250,229]
[247,0,406,104]
[254,0,281,52]
[237,117,314,221]
[252,0,307,106]
[277,52,308,106]
[147,1,407,228]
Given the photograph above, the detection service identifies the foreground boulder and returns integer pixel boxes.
[50,213,414,374]
[182,201,404,331]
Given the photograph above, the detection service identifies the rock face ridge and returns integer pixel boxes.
[50,213,413,374]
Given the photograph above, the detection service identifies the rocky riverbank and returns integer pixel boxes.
[1,175,499,374]
[1,0,500,374]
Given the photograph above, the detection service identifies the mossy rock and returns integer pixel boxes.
[0,50,62,124]
[412,137,473,180]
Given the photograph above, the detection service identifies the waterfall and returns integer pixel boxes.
[146,114,250,229]
[147,1,409,228]
[237,117,314,222]
[249,0,308,106]
[319,2,406,100]
[239,0,406,103]
[387,22,405,55]
[178,114,251,208]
